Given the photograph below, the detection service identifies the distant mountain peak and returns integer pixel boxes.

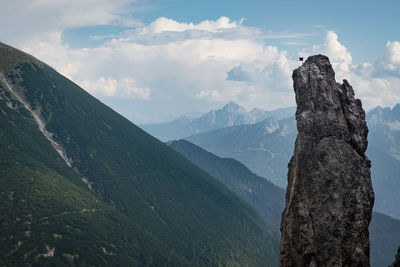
[393,103,400,112]
[222,101,245,112]
[250,107,263,113]
[173,115,193,123]
[141,102,297,141]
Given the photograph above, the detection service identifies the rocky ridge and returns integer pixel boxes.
[280,55,374,266]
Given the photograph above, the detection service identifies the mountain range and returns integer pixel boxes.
[167,139,400,267]
[182,103,400,221]
[140,101,295,141]
[186,116,296,188]
[0,42,278,266]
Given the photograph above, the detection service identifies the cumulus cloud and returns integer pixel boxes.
[13,7,400,123]
[119,16,313,46]
[300,31,400,110]
[7,1,399,124]
[196,90,220,99]
[17,16,303,122]
[387,41,400,64]
[301,31,352,75]
[143,16,240,34]
[81,77,150,99]
[0,0,139,45]
[352,41,400,108]
[372,41,400,78]
[21,32,83,80]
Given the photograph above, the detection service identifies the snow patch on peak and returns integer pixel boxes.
[265,121,280,134]
[387,121,400,131]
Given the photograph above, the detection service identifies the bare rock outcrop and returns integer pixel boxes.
[390,247,400,267]
[280,55,374,266]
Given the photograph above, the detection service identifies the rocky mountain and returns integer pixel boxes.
[186,106,400,221]
[167,139,285,236]
[167,138,400,267]
[0,42,279,266]
[186,116,296,188]
[140,101,295,141]
[366,105,400,219]
[280,55,374,266]
[368,104,400,157]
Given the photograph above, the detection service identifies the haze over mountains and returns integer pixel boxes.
[154,101,398,221]
[186,116,296,187]
[0,42,279,266]
[140,101,295,141]
[143,99,400,222]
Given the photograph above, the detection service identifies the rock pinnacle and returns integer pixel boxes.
[280,55,374,266]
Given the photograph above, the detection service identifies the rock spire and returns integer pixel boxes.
[280,55,374,266]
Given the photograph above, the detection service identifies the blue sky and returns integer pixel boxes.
[63,0,400,63]
[1,0,400,123]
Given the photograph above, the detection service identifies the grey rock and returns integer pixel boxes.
[280,55,374,266]
[390,247,400,267]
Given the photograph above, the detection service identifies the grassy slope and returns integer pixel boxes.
[370,211,400,267]
[0,88,184,266]
[168,139,285,236]
[0,42,279,266]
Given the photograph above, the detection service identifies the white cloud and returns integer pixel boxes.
[387,41,400,64]
[0,0,139,46]
[300,31,400,111]
[14,9,400,123]
[6,2,398,124]
[348,40,400,109]
[21,32,84,80]
[196,90,220,99]
[372,41,400,78]
[304,31,352,74]
[143,16,240,34]
[18,16,300,121]
[81,77,150,99]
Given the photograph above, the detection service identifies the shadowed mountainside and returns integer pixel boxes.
[0,42,279,266]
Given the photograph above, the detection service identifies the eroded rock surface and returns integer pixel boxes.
[280,55,374,266]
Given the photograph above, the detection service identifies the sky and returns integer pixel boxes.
[1,0,400,123]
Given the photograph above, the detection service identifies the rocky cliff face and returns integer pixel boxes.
[280,55,374,266]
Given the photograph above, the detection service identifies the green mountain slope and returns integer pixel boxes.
[0,42,278,266]
[167,139,400,267]
[167,139,285,236]
[370,212,400,267]
[0,81,182,266]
